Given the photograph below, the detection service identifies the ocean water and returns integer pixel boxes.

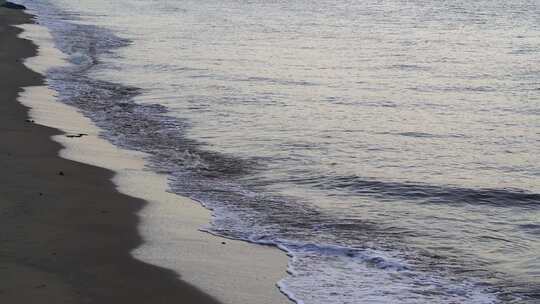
[20,0,539,303]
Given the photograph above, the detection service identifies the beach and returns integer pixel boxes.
[0,7,289,304]
[3,0,539,302]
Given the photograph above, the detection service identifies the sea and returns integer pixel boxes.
[18,0,539,303]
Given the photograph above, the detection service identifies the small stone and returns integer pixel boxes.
[221,241,226,245]
[58,171,64,176]
[66,133,88,138]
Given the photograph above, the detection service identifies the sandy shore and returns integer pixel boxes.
[1,7,289,304]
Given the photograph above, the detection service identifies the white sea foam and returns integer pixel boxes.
[69,51,93,66]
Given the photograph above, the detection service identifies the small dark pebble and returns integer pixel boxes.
[221,241,226,245]
[58,171,64,176]
[66,133,88,138]
[39,192,43,196]
[25,119,34,123]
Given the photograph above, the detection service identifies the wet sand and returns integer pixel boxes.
[0,8,224,304]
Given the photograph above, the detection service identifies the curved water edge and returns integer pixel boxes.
[18,0,540,303]
[16,10,290,304]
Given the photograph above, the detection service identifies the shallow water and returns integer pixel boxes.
[21,0,540,303]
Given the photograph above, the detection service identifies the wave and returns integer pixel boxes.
[294,174,540,208]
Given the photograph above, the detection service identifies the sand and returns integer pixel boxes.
[0,7,290,304]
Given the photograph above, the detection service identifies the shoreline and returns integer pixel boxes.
[1,7,289,304]
[0,8,222,303]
